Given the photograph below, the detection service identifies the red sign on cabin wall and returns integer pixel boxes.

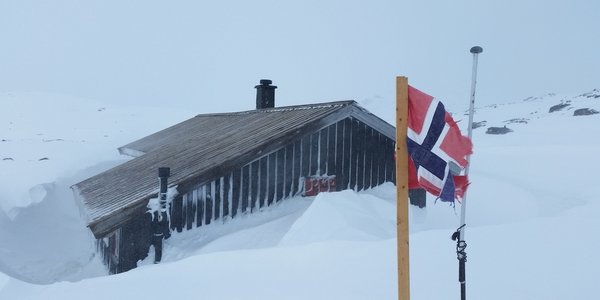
[303,175,336,196]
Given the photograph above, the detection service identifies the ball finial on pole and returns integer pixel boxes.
[470,46,483,54]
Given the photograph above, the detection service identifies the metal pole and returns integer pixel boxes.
[455,45,482,300]
[460,45,482,239]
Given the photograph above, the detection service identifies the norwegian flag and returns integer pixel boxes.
[407,85,472,202]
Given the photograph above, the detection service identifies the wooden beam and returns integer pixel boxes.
[396,76,410,300]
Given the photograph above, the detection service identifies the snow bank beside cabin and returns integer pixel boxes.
[279,188,396,246]
[156,195,314,264]
[0,92,195,284]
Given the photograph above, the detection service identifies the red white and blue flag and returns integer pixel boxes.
[407,86,472,202]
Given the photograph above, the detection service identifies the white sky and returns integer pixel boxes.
[1,0,598,113]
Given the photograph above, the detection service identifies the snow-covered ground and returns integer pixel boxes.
[1,90,599,299]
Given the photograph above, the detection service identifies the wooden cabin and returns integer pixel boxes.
[72,80,396,274]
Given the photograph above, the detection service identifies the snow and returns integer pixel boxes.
[146,187,179,221]
[0,92,196,216]
[1,90,600,299]
[0,92,195,283]
[280,189,396,246]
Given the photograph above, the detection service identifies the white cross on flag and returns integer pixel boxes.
[406,85,472,202]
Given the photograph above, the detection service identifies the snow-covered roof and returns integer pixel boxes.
[72,100,395,238]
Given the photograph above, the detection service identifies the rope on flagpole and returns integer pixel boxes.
[452,224,468,299]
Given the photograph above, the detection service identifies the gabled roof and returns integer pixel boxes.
[72,100,395,238]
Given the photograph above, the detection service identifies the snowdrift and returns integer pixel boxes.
[280,189,395,246]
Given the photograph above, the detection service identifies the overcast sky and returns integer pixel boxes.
[1,0,598,113]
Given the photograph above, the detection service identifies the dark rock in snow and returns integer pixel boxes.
[486,126,513,135]
[3,157,14,161]
[523,93,556,102]
[549,103,570,113]
[573,108,599,116]
[578,89,600,99]
[472,121,487,129]
[38,157,49,161]
[504,118,529,124]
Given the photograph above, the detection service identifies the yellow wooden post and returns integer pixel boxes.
[396,76,410,300]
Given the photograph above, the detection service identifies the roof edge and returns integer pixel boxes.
[118,146,146,158]
[348,105,396,140]
[70,185,93,225]
[118,100,357,154]
[191,100,357,118]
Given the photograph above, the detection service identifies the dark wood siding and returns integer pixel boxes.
[250,161,259,212]
[327,124,336,176]
[349,119,359,190]
[292,140,301,196]
[301,136,310,180]
[223,174,231,218]
[258,157,268,209]
[241,165,250,213]
[267,153,276,206]
[284,144,294,198]
[232,169,241,218]
[387,138,396,183]
[365,127,374,189]
[377,132,387,185]
[275,148,285,202]
[205,182,212,225]
[100,208,151,274]
[335,120,344,191]
[309,132,319,175]
[319,130,328,175]
[196,185,204,227]
[214,178,221,221]
[172,194,184,232]
[356,121,365,191]
[341,118,352,190]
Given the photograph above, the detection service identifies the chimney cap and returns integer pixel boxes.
[256,79,276,89]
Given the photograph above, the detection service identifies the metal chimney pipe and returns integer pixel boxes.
[255,79,277,109]
[158,167,170,210]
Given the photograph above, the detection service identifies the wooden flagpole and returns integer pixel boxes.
[396,76,410,300]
